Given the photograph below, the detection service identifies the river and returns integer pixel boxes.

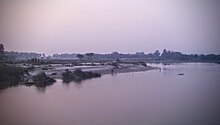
[0,63,220,125]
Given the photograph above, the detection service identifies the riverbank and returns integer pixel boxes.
[0,62,158,89]
[26,63,158,79]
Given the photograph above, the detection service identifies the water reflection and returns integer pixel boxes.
[35,87,46,94]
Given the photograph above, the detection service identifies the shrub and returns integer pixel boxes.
[32,72,56,87]
[62,69,101,83]
[0,63,26,89]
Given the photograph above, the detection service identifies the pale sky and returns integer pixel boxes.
[0,0,219,55]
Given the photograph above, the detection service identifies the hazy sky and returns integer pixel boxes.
[0,0,219,55]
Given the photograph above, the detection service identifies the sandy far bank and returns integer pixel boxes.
[28,65,158,79]
[86,66,158,75]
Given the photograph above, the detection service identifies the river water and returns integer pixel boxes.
[0,63,220,125]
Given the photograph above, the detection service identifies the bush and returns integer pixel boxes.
[32,72,56,87]
[0,63,26,89]
[139,61,147,67]
[62,69,75,83]
[62,69,101,83]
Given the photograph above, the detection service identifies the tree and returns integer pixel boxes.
[0,43,5,61]
[86,53,94,62]
[161,49,168,59]
[0,43,4,53]
[153,50,160,59]
[76,54,84,60]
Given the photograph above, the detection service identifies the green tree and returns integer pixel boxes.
[153,50,160,58]
[0,43,4,53]
[76,54,84,60]
[0,43,5,61]
[86,53,94,62]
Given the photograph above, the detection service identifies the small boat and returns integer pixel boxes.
[178,73,184,75]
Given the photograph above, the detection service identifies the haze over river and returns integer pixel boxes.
[0,63,220,125]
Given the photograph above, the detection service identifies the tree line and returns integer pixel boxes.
[1,43,220,62]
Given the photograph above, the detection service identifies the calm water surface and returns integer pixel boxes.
[0,63,220,125]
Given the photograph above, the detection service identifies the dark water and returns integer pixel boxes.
[0,63,220,125]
